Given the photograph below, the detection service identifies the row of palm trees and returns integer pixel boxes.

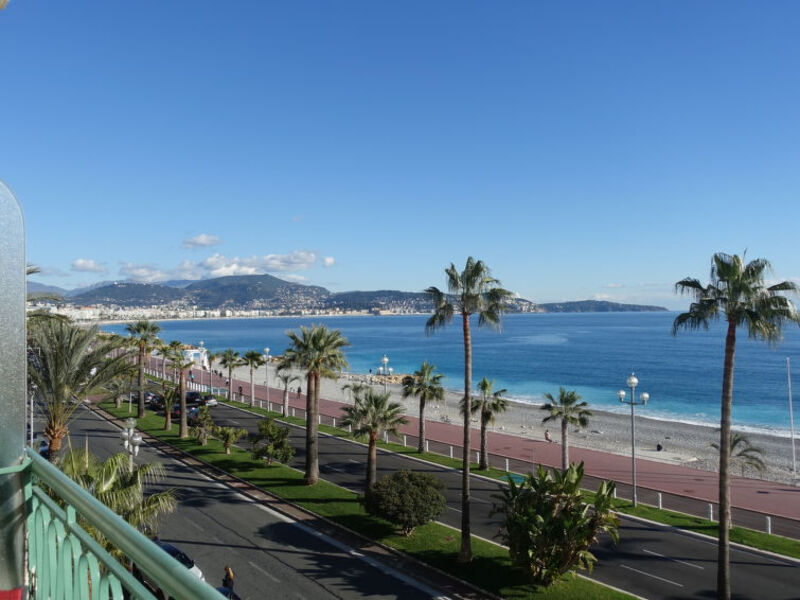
[67,252,799,600]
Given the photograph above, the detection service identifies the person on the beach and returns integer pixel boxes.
[544,429,553,443]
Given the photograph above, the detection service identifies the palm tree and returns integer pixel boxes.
[276,367,300,417]
[59,448,177,561]
[425,257,512,562]
[28,320,133,460]
[164,341,195,438]
[712,431,767,477]
[474,377,508,470]
[341,388,407,490]
[283,325,350,485]
[125,320,161,418]
[673,252,799,599]
[104,376,133,411]
[217,348,241,401]
[213,425,247,455]
[540,388,591,472]
[401,361,445,454]
[242,350,266,407]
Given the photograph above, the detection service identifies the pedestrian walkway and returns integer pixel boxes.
[147,357,800,530]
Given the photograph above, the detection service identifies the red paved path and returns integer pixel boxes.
[152,358,800,522]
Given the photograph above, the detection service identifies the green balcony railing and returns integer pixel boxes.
[18,448,222,600]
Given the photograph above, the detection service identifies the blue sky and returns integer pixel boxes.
[3,2,799,309]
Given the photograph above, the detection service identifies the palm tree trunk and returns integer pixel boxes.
[561,419,569,471]
[459,313,473,563]
[250,366,255,407]
[717,320,736,600]
[164,392,172,431]
[283,386,289,417]
[227,367,233,401]
[418,398,426,453]
[304,372,319,485]
[115,394,122,409]
[367,432,378,489]
[46,432,63,462]
[179,370,188,438]
[480,416,488,470]
[137,345,146,418]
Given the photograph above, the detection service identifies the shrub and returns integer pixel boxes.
[250,418,294,466]
[492,462,619,587]
[363,470,446,535]
[212,425,247,455]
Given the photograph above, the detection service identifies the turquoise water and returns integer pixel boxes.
[104,312,800,434]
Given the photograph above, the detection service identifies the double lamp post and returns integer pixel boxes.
[618,373,649,507]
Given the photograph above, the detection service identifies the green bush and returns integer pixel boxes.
[250,418,294,466]
[493,462,619,587]
[363,470,446,535]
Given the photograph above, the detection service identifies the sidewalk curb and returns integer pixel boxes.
[90,404,499,600]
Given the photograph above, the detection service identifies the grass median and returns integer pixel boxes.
[218,397,800,561]
[100,401,632,599]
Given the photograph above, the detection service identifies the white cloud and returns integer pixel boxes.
[593,293,614,300]
[322,256,336,268]
[182,233,221,249]
[118,262,169,283]
[200,251,318,277]
[71,259,107,274]
[171,259,206,280]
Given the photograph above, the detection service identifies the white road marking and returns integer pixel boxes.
[348,459,360,464]
[248,560,280,583]
[620,564,684,587]
[642,548,703,570]
[229,420,242,425]
[448,506,462,513]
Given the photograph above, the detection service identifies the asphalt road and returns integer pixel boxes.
[211,402,800,600]
[67,408,447,600]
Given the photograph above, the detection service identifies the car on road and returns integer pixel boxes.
[200,395,218,407]
[134,539,204,600]
[185,391,202,407]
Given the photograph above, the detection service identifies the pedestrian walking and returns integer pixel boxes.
[221,565,235,598]
[544,429,553,443]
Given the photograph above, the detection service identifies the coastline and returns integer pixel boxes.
[227,362,800,485]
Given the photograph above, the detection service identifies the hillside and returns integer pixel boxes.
[537,300,668,313]
[185,274,328,308]
[71,283,188,306]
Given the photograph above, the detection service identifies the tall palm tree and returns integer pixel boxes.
[283,325,350,485]
[540,388,591,472]
[474,377,508,470]
[341,388,407,490]
[164,341,195,438]
[242,350,266,407]
[276,367,300,417]
[27,320,133,460]
[401,361,445,454]
[125,320,161,418]
[217,348,241,401]
[59,448,177,561]
[673,252,799,600]
[425,256,512,562]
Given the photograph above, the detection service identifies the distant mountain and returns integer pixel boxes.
[185,274,328,308]
[328,290,427,310]
[65,280,121,297]
[27,281,67,296]
[536,300,667,313]
[71,283,189,306]
[160,279,198,288]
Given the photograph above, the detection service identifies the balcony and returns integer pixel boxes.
[0,448,221,600]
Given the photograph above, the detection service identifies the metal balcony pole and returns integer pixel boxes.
[0,181,27,596]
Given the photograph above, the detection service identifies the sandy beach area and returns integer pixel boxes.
[227,363,800,485]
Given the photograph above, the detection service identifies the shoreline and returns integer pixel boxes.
[227,362,800,485]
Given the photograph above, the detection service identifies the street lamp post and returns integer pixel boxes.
[379,354,393,394]
[120,417,142,469]
[264,347,270,410]
[618,373,649,507]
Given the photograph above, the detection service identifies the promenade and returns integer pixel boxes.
[149,357,800,537]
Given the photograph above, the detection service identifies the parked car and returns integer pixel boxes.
[185,391,202,407]
[200,395,218,407]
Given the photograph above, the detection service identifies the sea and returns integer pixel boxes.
[103,312,800,436]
